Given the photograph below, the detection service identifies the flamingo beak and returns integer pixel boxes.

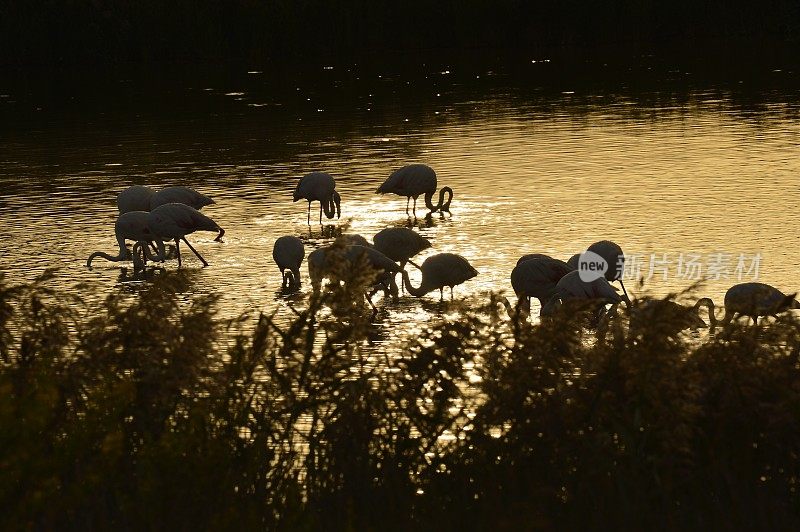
[215,228,225,242]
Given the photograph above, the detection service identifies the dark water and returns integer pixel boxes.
[1,53,799,344]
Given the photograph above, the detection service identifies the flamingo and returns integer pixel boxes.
[117,185,155,213]
[541,270,626,316]
[147,203,224,267]
[631,298,717,332]
[293,172,341,225]
[504,255,573,317]
[376,163,453,217]
[721,282,799,325]
[401,253,477,300]
[117,185,215,213]
[307,244,401,309]
[87,211,166,269]
[273,236,305,290]
[572,240,630,302]
[372,227,431,270]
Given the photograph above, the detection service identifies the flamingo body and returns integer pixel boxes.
[723,283,799,323]
[294,172,341,224]
[376,163,453,216]
[117,185,155,213]
[587,240,625,281]
[372,227,431,267]
[510,256,573,312]
[147,203,224,267]
[273,236,305,289]
[87,211,166,268]
[401,253,477,299]
[150,186,215,210]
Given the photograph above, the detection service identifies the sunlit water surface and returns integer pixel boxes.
[1,56,799,352]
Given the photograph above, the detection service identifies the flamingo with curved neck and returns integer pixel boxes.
[376,163,454,217]
[87,211,166,269]
[400,253,477,300]
[293,172,342,225]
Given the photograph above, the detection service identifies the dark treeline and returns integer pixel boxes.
[1,0,799,67]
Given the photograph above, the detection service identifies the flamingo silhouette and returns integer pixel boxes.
[376,164,453,217]
[308,244,400,309]
[401,253,477,300]
[294,172,341,225]
[504,255,573,317]
[117,185,155,213]
[87,211,166,269]
[721,282,799,325]
[541,270,626,316]
[631,298,716,332]
[372,227,431,270]
[571,240,630,301]
[117,185,215,213]
[273,236,305,289]
[147,203,224,267]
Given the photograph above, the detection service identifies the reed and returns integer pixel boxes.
[1,268,799,529]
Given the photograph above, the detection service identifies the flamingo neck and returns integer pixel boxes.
[143,240,166,262]
[694,297,717,329]
[322,193,339,219]
[424,190,439,212]
[87,250,125,269]
[401,269,429,297]
[439,187,453,212]
[503,297,529,320]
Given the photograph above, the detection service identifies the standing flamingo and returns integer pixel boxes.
[293,172,341,225]
[147,203,224,267]
[722,282,799,325]
[273,236,305,289]
[87,211,166,269]
[376,164,453,217]
[401,253,477,300]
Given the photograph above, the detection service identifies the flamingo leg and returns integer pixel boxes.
[319,202,323,225]
[307,202,311,225]
[173,238,182,268]
[618,279,631,304]
[412,197,418,218]
[364,292,378,311]
[439,287,444,301]
[181,237,209,267]
[406,196,410,215]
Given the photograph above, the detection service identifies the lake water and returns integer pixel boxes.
[1,53,799,343]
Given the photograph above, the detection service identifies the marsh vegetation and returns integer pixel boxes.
[2,257,799,530]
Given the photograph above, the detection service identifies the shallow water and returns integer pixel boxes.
[1,54,799,345]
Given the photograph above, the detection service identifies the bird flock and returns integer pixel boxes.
[87,164,799,327]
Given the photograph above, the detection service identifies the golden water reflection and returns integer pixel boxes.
[1,73,799,354]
